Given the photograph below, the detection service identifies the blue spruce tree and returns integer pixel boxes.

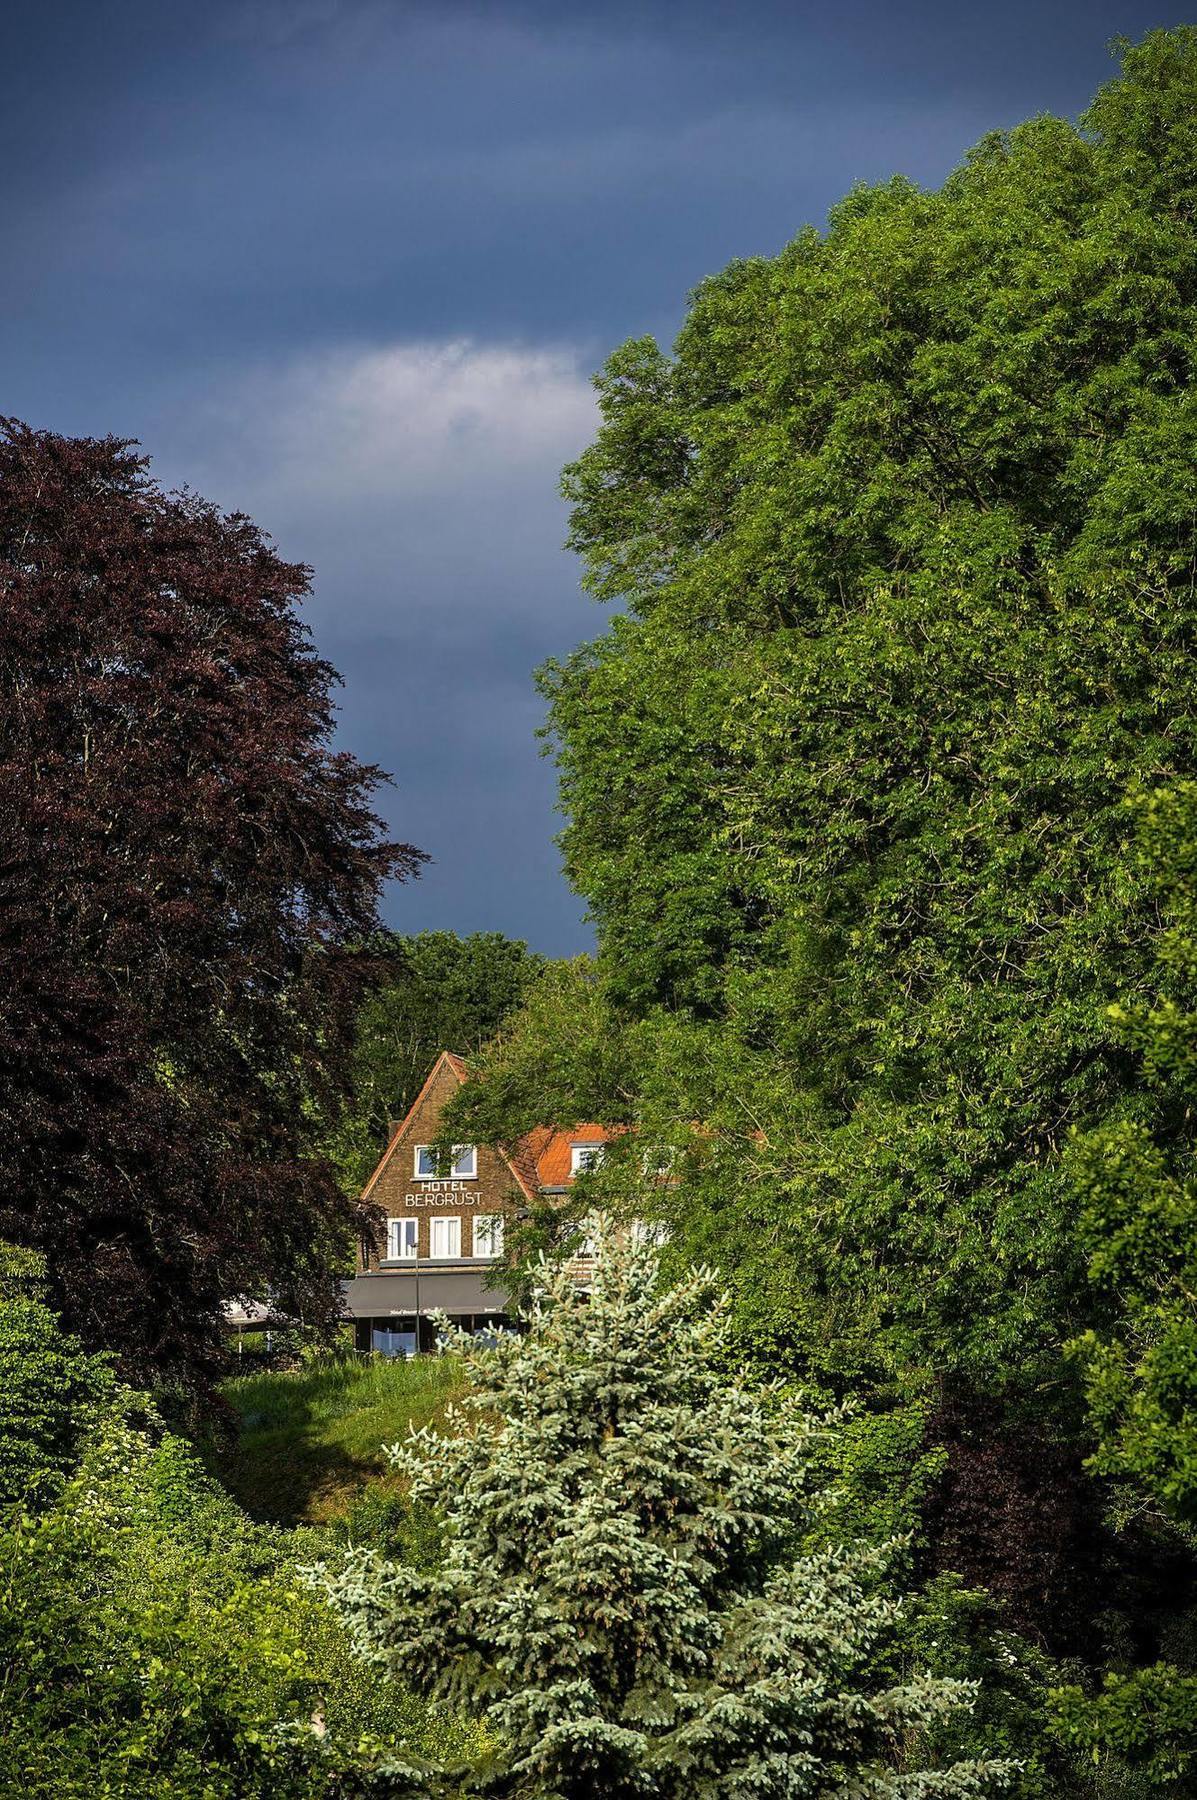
[326,1239,1015,1799]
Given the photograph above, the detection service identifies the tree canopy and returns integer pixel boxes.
[0,422,421,1390]
[456,26,1197,1399]
[444,24,1197,1679]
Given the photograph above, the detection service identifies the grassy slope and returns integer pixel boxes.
[219,1355,466,1525]
[213,1354,489,1770]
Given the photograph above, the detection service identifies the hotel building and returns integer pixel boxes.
[342,1050,616,1354]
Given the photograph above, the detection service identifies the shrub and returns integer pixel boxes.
[0,1244,115,1509]
[0,1242,443,1796]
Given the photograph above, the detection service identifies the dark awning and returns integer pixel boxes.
[342,1268,512,1318]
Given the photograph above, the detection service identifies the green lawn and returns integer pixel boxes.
[218,1353,466,1525]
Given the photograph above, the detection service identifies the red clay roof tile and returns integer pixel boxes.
[532,1124,621,1188]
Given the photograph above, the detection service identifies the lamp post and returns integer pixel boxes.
[413,1224,422,1358]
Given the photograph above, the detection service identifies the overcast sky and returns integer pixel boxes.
[2,0,1174,952]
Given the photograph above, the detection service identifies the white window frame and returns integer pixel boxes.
[428,1215,462,1260]
[472,1213,504,1259]
[575,1214,600,1258]
[631,1220,669,1250]
[569,1143,605,1177]
[386,1217,418,1261]
[413,1144,477,1180]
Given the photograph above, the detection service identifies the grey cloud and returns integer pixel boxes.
[3,0,1167,952]
[147,338,600,952]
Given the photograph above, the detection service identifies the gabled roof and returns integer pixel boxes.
[507,1124,553,1202]
[357,1052,620,1207]
[359,1050,539,1204]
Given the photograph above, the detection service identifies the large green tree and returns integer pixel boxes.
[445,24,1197,1657]
[465,25,1197,1392]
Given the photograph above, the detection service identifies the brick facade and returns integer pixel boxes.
[357,1052,532,1272]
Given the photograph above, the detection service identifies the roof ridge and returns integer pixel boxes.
[356,1056,624,1208]
[359,1049,469,1203]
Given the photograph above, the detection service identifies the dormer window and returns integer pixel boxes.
[414,1144,476,1180]
[570,1143,604,1176]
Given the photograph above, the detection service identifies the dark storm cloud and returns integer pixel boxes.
[0,0,1172,950]
[149,339,598,947]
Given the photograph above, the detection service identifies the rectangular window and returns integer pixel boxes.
[631,1220,669,1250]
[570,1143,604,1176]
[473,1214,504,1259]
[387,1217,418,1261]
[576,1215,600,1258]
[414,1145,477,1179]
[372,1326,416,1358]
[429,1215,461,1259]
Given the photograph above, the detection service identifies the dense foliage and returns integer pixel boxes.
[324,1239,1014,1799]
[525,26,1197,1393]
[0,422,422,1390]
[12,24,1197,1798]
[1068,783,1197,1526]
[0,1249,461,1797]
[442,27,1197,1789]
[0,1243,115,1509]
[450,17,1197,1484]
[324,932,545,1198]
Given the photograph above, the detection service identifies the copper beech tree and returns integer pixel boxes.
[0,421,423,1391]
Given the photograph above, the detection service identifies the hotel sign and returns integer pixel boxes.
[403,1182,476,1206]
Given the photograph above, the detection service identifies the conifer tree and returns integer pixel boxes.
[325,1241,1014,1799]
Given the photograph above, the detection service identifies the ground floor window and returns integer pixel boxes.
[371,1324,417,1357]
[356,1313,513,1357]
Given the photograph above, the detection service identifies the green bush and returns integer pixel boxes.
[1050,1665,1197,1796]
[0,1401,350,1797]
[0,1244,115,1509]
[0,1244,462,1796]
